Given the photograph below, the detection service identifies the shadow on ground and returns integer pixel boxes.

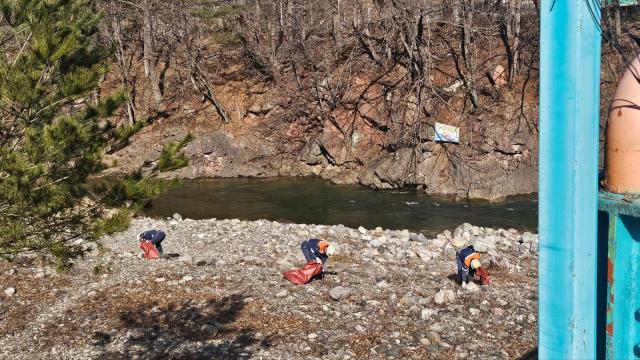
[518,348,537,359]
[94,294,270,359]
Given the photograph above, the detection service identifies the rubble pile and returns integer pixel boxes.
[0,217,538,359]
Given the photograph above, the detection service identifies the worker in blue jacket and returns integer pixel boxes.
[139,229,166,254]
[300,238,336,268]
[456,245,482,287]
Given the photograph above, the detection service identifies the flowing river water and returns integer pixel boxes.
[144,177,538,235]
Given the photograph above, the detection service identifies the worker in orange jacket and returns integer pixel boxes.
[456,245,486,287]
[300,238,335,270]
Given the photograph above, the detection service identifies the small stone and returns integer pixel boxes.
[358,226,367,234]
[420,338,431,346]
[200,324,220,338]
[355,325,366,332]
[197,234,205,239]
[154,277,166,283]
[329,286,352,301]
[172,213,183,221]
[4,287,15,296]
[308,333,318,339]
[465,282,480,292]
[410,233,427,242]
[421,308,436,321]
[528,314,536,323]
[428,331,441,343]
[434,289,455,305]
[492,307,504,316]
[522,232,537,243]
[387,344,401,356]
[518,243,531,252]
[182,275,193,282]
[469,308,480,316]
[373,227,384,236]
[276,290,288,298]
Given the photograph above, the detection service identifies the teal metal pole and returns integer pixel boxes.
[539,0,601,358]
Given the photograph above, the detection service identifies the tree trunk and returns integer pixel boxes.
[509,0,522,83]
[333,0,341,46]
[112,16,136,124]
[461,0,479,107]
[142,0,163,106]
[614,0,622,39]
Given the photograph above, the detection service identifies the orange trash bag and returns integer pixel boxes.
[140,240,160,260]
[283,261,323,285]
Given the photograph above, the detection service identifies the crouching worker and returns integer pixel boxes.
[456,245,490,287]
[139,229,166,259]
[300,238,335,270]
[283,238,336,285]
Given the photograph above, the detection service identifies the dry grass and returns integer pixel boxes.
[0,262,71,338]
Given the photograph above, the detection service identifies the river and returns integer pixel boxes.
[144,177,537,234]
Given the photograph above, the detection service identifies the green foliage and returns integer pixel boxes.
[0,0,191,266]
[154,133,194,172]
[93,207,132,235]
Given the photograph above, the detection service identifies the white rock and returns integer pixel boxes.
[355,325,366,332]
[276,290,288,298]
[434,289,455,305]
[451,239,467,249]
[308,333,318,339]
[415,248,434,263]
[154,277,166,283]
[465,282,480,292]
[432,236,447,248]
[358,226,367,234]
[421,308,436,320]
[329,286,352,301]
[469,308,480,316]
[182,275,193,282]
[4,287,15,296]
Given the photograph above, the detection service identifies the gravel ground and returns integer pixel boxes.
[0,216,538,359]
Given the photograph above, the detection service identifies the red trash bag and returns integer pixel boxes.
[476,267,491,285]
[140,240,160,260]
[282,261,323,285]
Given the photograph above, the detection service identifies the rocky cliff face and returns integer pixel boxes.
[108,68,538,201]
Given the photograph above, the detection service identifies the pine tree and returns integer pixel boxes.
[0,0,189,268]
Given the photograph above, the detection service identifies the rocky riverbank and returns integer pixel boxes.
[0,217,538,359]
